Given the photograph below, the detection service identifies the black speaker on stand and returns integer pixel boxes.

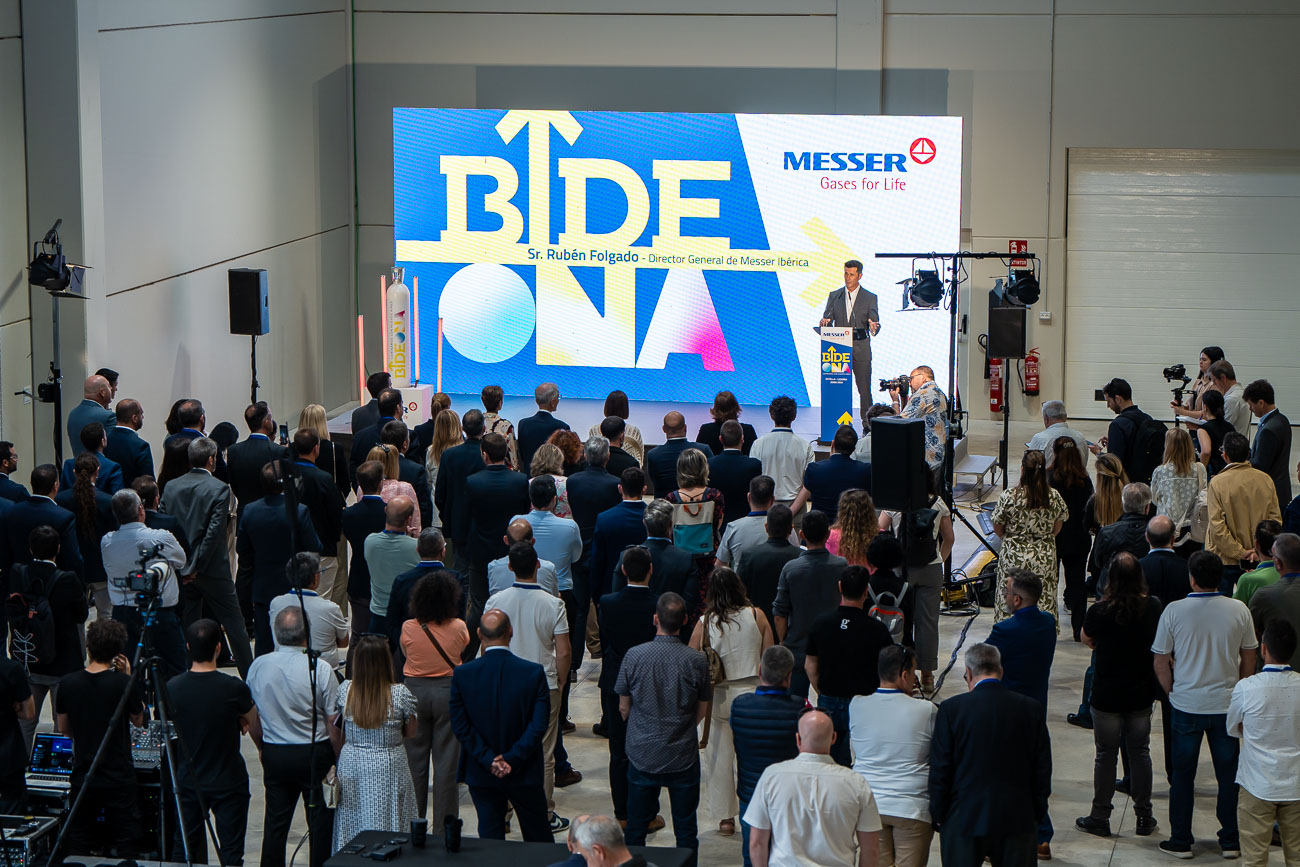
[229,268,269,405]
[871,416,929,512]
[988,288,1028,490]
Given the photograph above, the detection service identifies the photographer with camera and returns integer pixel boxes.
[1167,347,1224,415]
[101,488,188,676]
[1175,360,1251,437]
[888,366,949,472]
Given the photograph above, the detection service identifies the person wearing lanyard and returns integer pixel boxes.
[1227,618,1300,865]
[1152,550,1259,859]
[268,552,349,671]
[100,488,188,675]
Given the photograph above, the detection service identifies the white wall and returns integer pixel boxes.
[351,0,1300,424]
[18,0,354,463]
[0,0,33,462]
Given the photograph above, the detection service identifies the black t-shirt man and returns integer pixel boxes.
[805,606,895,698]
[55,669,145,789]
[0,658,32,782]
[166,670,254,792]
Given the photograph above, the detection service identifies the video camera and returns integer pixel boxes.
[110,542,170,598]
[1163,363,1192,405]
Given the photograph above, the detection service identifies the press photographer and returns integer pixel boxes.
[1167,346,1223,415]
[888,366,949,471]
[101,488,188,675]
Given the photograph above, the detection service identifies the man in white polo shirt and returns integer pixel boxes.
[744,708,881,867]
[1152,550,1258,860]
[849,645,937,867]
[1228,619,1300,865]
[483,540,571,834]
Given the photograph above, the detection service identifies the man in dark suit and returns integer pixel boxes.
[1137,514,1185,787]
[236,464,322,655]
[600,416,640,478]
[435,410,486,571]
[597,546,660,825]
[226,401,290,519]
[381,421,433,530]
[0,464,82,578]
[1245,379,1293,511]
[640,500,696,603]
[820,259,881,418]
[707,420,762,526]
[644,411,708,498]
[565,436,622,667]
[517,382,569,476]
[930,642,1052,867]
[791,425,872,523]
[61,423,125,495]
[104,400,153,487]
[162,438,253,676]
[350,371,390,439]
[464,433,530,645]
[341,461,389,641]
[349,389,409,482]
[386,529,462,644]
[67,374,116,455]
[736,504,800,633]
[0,441,27,502]
[449,609,553,842]
[165,399,228,482]
[589,468,649,602]
[290,430,347,598]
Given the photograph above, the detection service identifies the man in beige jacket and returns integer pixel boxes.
[1208,431,1283,595]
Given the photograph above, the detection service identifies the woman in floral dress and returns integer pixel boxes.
[992,449,1069,627]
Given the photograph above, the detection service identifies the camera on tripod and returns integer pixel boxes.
[1163,363,1192,404]
[111,542,170,598]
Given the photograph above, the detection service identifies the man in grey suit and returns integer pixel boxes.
[67,374,116,455]
[161,437,254,676]
[820,259,882,418]
[1245,379,1293,511]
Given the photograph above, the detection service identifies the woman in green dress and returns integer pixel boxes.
[992,449,1070,628]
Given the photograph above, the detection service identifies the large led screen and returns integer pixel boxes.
[394,109,962,407]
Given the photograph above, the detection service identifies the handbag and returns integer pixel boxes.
[698,607,761,749]
[323,765,341,809]
[421,623,458,670]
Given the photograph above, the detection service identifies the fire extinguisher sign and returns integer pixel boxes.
[1009,240,1028,268]
[1025,348,1040,396]
[989,358,1004,413]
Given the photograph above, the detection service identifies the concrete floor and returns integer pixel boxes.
[41,417,1297,866]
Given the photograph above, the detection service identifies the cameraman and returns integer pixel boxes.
[101,488,188,675]
[889,366,949,472]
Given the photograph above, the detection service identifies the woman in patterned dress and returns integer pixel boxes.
[1149,428,1206,550]
[331,635,419,850]
[992,450,1069,628]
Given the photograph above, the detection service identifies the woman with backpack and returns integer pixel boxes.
[991,450,1069,629]
[877,471,954,694]
[665,448,726,610]
[688,566,772,838]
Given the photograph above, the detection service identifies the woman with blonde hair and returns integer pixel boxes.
[689,566,772,836]
[331,635,418,849]
[665,449,727,598]
[528,443,572,518]
[992,450,1069,626]
[367,445,421,536]
[1086,453,1129,534]
[1150,427,1206,547]
[422,409,463,530]
[826,488,878,566]
[587,390,644,464]
[299,403,349,498]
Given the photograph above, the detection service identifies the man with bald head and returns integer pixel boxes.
[67,374,116,455]
[104,398,154,486]
[1140,515,1190,609]
[364,496,420,639]
[489,518,559,596]
[645,411,708,497]
[745,708,882,867]
[518,382,570,476]
[450,608,554,842]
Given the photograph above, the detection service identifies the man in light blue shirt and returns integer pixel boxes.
[364,496,420,638]
[488,518,558,597]
[513,477,582,594]
[1026,400,1089,470]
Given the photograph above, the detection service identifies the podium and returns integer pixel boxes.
[818,326,855,442]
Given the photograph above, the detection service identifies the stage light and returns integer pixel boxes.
[904,270,945,309]
[1005,269,1039,306]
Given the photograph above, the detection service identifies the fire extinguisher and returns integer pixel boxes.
[1025,347,1041,396]
[990,358,1004,413]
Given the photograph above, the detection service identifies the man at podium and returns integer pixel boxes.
[819,259,881,418]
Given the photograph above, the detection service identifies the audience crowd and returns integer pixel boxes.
[0,357,1294,867]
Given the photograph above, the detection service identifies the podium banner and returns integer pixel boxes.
[819,328,854,441]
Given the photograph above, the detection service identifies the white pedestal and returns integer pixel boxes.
[398,385,436,425]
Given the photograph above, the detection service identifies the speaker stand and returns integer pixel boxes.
[999,367,1011,490]
[249,334,260,405]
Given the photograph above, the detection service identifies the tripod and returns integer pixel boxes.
[46,594,227,867]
